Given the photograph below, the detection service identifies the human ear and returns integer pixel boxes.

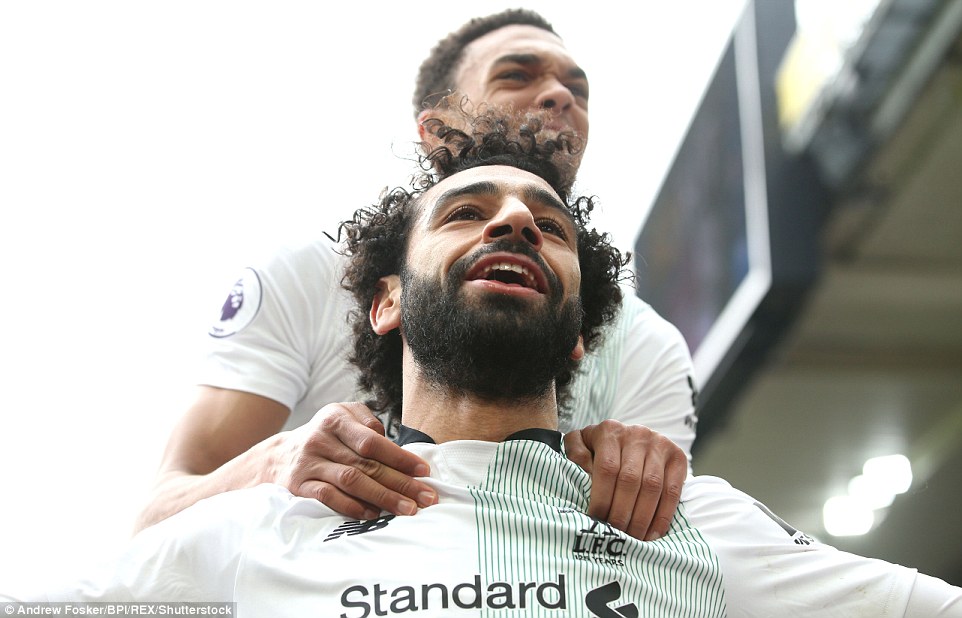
[416,109,432,142]
[417,107,460,150]
[570,334,585,361]
[370,275,402,335]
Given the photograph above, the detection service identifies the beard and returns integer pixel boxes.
[400,240,583,403]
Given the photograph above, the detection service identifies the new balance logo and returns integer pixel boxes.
[753,502,815,545]
[585,581,638,618]
[687,375,699,409]
[324,514,396,542]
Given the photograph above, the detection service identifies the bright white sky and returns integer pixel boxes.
[0,1,745,590]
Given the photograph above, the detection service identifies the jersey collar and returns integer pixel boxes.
[395,425,563,454]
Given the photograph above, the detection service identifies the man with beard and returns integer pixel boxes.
[137,8,694,542]
[18,120,960,616]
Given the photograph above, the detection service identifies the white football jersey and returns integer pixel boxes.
[23,432,959,616]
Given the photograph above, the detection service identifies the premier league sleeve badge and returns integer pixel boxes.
[209,267,263,338]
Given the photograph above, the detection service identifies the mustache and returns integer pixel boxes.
[449,239,559,293]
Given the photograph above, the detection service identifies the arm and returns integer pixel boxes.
[904,575,962,616]
[564,291,696,541]
[681,476,962,616]
[134,386,286,531]
[135,388,437,532]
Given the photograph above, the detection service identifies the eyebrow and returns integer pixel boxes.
[428,178,575,226]
[491,53,588,82]
[523,185,574,224]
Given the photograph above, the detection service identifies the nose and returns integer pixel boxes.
[534,78,575,113]
[482,199,544,250]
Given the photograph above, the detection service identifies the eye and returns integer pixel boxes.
[496,69,530,83]
[536,217,568,240]
[566,82,589,101]
[445,204,483,223]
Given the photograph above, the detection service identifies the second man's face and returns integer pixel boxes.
[453,25,590,142]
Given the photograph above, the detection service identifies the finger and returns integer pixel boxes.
[355,457,438,509]
[312,462,423,516]
[296,479,381,521]
[583,426,621,523]
[563,429,593,475]
[626,435,688,540]
[334,401,388,435]
[293,436,437,512]
[317,407,431,478]
[623,457,665,540]
[643,451,687,541]
[604,446,649,534]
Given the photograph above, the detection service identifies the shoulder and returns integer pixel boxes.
[588,288,692,380]
[37,485,314,602]
[679,476,819,546]
[615,289,690,357]
[251,238,344,284]
[144,484,340,545]
[678,476,920,616]
[205,238,349,343]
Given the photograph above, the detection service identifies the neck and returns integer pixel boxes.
[400,349,560,443]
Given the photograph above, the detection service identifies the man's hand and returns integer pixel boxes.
[272,402,438,520]
[564,420,687,541]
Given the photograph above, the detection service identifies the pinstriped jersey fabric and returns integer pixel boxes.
[564,297,633,433]
[469,440,726,617]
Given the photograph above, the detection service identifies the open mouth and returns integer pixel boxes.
[465,254,549,294]
[478,262,539,290]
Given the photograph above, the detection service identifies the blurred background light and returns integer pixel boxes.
[847,474,896,510]
[823,495,876,537]
[825,453,913,536]
[863,453,914,495]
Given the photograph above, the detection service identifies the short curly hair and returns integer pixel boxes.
[339,111,625,427]
[412,8,557,117]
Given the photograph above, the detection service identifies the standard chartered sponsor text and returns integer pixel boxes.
[340,573,567,617]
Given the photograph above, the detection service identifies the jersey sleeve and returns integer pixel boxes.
[609,292,698,459]
[198,241,353,418]
[678,476,948,617]
[903,573,962,616]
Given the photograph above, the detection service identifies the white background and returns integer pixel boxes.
[0,1,744,591]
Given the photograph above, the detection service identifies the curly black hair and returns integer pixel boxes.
[339,111,626,427]
[412,8,557,118]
